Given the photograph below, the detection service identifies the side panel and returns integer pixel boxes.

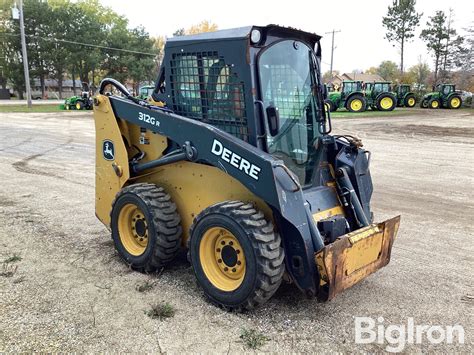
[135,162,273,245]
[94,98,130,227]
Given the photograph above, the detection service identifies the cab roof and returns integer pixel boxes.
[166,24,322,48]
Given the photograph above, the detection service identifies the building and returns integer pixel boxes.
[327,73,386,91]
[30,79,84,99]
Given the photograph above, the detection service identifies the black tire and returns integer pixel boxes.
[346,94,367,112]
[324,99,336,113]
[188,201,285,311]
[376,93,397,111]
[110,183,182,272]
[447,95,462,109]
[404,94,416,107]
[75,101,84,110]
[420,99,429,108]
[429,98,441,109]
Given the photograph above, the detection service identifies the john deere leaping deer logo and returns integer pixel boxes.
[102,140,115,161]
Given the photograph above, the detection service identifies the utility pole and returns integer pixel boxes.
[325,29,341,76]
[18,0,32,107]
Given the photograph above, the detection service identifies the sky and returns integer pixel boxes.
[100,0,473,74]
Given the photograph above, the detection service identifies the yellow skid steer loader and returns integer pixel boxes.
[93,25,400,310]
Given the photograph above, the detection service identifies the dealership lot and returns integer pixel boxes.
[0,109,472,352]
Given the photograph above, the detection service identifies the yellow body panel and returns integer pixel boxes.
[136,162,272,245]
[93,95,271,241]
[94,96,130,227]
[312,205,345,222]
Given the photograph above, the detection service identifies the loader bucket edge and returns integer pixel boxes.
[315,215,401,301]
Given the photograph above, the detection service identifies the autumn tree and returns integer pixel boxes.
[377,61,399,82]
[420,10,464,84]
[382,0,422,74]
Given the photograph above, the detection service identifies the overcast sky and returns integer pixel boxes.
[100,0,473,74]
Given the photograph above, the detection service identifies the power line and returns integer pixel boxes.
[0,32,159,57]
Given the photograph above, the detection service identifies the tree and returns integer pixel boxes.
[377,60,399,82]
[323,70,339,82]
[173,28,185,37]
[186,21,218,35]
[420,11,452,84]
[382,0,422,74]
[407,58,431,90]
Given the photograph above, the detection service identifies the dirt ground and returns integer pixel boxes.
[0,108,473,352]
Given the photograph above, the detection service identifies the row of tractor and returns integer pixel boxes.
[60,84,155,110]
[325,81,463,113]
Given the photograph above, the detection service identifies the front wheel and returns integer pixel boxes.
[420,99,429,108]
[188,201,284,311]
[429,99,440,109]
[324,99,336,113]
[405,94,416,107]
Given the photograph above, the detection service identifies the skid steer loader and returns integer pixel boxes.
[93,25,400,310]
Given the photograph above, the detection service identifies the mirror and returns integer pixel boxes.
[266,105,280,136]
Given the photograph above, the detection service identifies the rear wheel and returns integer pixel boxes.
[420,99,429,108]
[448,95,462,109]
[188,201,284,311]
[346,95,367,112]
[111,183,182,272]
[429,99,440,109]
[376,94,396,111]
[405,94,416,107]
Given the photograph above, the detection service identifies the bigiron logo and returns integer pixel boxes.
[211,139,261,180]
[102,140,115,161]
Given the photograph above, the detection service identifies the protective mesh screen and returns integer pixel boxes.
[169,52,248,141]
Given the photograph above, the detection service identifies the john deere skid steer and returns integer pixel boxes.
[93,25,400,310]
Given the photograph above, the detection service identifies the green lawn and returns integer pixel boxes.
[0,104,67,113]
[329,108,420,118]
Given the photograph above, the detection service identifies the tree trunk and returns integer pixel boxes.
[72,66,76,96]
[400,38,404,74]
[58,68,63,99]
[40,74,45,98]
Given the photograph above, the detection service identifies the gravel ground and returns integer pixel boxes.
[0,108,473,352]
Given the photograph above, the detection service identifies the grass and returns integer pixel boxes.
[0,104,66,113]
[136,280,155,293]
[329,108,419,118]
[145,302,175,320]
[4,254,22,263]
[240,328,269,350]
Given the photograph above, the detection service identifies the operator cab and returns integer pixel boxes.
[152,25,329,186]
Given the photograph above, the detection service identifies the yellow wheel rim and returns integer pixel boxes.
[450,97,460,108]
[380,97,393,110]
[76,103,81,110]
[199,227,246,292]
[118,203,148,256]
[408,98,415,106]
[431,100,439,108]
[325,102,330,112]
[350,99,363,111]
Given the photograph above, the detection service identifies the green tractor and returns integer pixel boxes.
[325,80,367,112]
[61,82,93,110]
[363,81,397,111]
[420,84,463,109]
[137,85,154,100]
[394,84,417,108]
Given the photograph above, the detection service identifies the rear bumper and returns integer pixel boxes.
[315,215,401,301]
